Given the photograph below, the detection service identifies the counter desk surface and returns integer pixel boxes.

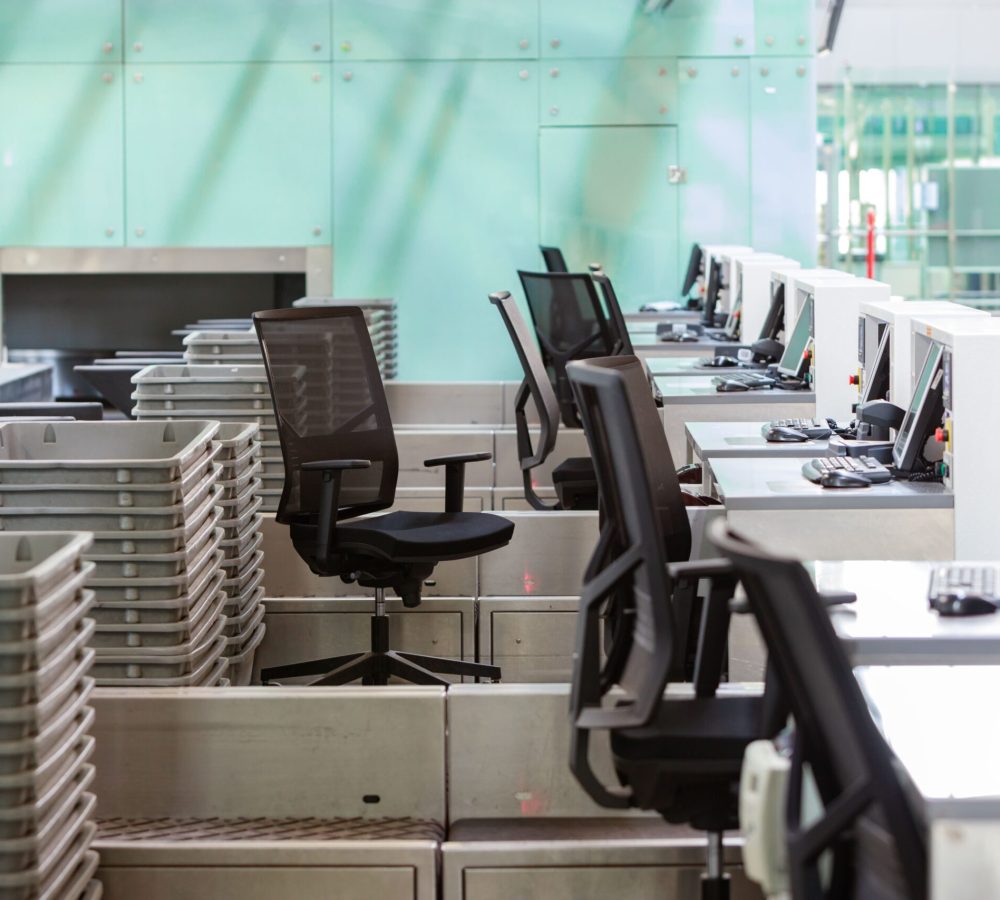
[712,456,951,512]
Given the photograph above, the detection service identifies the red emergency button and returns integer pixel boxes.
[848,375,860,385]
[934,427,948,443]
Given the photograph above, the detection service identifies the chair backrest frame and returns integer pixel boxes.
[253,306,399,525]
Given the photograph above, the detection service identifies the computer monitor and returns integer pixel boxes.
[759,282,785,341]
[700,260,723,326]
[860,326,891,405]
[723,294,742,341]
[892,342,945,472]
[681,244,703,298]
[776,293,813,379]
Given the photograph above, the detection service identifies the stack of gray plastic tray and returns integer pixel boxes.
[131,364,283,512]
[291,298,398,379]
[213,423,266,686]
[0,421,228,688]
[182,329,263,366]
[0,531,100,899]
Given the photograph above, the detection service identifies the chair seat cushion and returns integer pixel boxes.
[553,456,595,484]
[611,695,763,764]
[335,510,515,563]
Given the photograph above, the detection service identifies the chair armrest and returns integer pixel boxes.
[301,459,372,472]
[299,459,372,564]
[667,559,734,582]
[423,452,492,467]
[423,452,492,513]
[669,558,738,698]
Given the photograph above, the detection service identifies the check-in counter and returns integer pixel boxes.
[443,685,760,900]
[713,457,953,561]
[386,382,505,427]
[92,688,445,900]
[684,421,829,491]
[656,377,816,461]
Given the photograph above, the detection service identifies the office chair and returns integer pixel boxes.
[710,521,926,900]
[566,354,774,900]
[517,270,619,428]
[493,292,699,504]
[490,291,598,511]
[539,245,569,273]
[253,307,515,686]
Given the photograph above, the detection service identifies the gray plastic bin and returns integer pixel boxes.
[0,421,218,485]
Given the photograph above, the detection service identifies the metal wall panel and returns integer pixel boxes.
[0,65,124,246]
[448,684,641,820]
[124,63,330,246]
[753,0,814,57]
[0,0,120,63]
[539,0,753,59]
[99,866,417,900]
[540,126,679,309]
[91,687,447,820]
[332,0,538,61]
[125,0,331,63]
[676,57,751,251]
[332,61,539,380]
[477,511,597,597]
[540,59,677,127]
[481,600,579,683]
[750,58,817,264]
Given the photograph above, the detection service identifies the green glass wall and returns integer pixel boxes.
[0,0,816,379]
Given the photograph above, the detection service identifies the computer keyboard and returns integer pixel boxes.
[763,418,833,440]
[801,455,893,485]
[712,372,776,390]
[929,566,1000,605]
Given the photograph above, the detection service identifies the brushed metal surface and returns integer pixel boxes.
[477,512,598,597]
[726,508,955,561]
[393,487,491,511]
[447,684,642,821]
[257,597,474,683]
[99,865,418,900]
[385,382,505,427]
[457,864,761,900]
[493,428,590,488]
[260,514,477,597]
[480,599,579,683]
[91,687,446,821]
[396,431,494,487]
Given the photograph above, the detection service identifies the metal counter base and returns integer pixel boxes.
[442,820,759,900]
[97,833,439,900]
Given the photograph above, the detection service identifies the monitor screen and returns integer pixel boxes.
[701,260,722,326]
[724,294,742,340]
[681,244,702,298]
[777,293,813,378]
[860,326,891,404]
[760,282,785,341]
[893,343,944,471]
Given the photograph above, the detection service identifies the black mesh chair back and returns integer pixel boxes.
[540,245,569,273]
[590,273,634,355]
[567,355,692,730]
[253,307,398,525]
[710,521,927,900]
[490,292,559,465]
[517,270,616,427]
